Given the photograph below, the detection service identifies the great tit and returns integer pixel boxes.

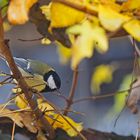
[9,57,61,92]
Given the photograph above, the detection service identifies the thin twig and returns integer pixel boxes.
[43,108,85,116]
[73,84,140,104]
[18,37,43,42]
[113,105,126,127]
[0,98,16,114]
[129,37,140,57]
[135,121,140,140]
[50,90,68,102]
[0,70,12,76]
[0,108,30,116]
[63,66,78,115]
[114,42,138,126]
[11,122,15,140]
[0,76,12,85]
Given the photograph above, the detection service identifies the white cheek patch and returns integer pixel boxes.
[47,75,57,89]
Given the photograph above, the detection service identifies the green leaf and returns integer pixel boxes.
[106,74,132,118]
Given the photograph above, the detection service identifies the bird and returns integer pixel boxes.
[6,57,61,93]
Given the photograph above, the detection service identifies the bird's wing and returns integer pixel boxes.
[13,57,33,75]
[14,57,28,69]
[27,59,54,75]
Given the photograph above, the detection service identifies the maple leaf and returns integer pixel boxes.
[67,20,108,69]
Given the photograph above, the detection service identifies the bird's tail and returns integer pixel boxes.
[0,54,6,61]
[0,56,21,66]
[0,54,9,67]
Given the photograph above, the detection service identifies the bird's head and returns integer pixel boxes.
[43,70,61,92]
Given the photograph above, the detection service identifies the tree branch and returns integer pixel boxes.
[53,0,130,38]
[53,0,127,16]
[64,66,78,115]
[73,84,140,104]
[53,0,97,16]
[0,13,55,139]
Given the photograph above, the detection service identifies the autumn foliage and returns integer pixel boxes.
[0,0,140,140]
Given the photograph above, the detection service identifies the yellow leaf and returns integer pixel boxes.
[12,87,22,93]
[40,4,51,20]
[35,98,83,136]
[67,20,108,69]
[15,95,54,115]
[50,1,85,27]
[8,0,37,24]
[106,74,132,118]
[46,114,83,137]
[122,0,140,11]
[37,98,54,115]
[14,95,83,136]
[15,94,29,109]
[56,41,72,65]
[123,19,140,41]
[37,130,47,140]
[3,21,12,32]
[97,0,121,12]
[0,73,8,76]
[41,38,51,45]
[99,5,130,31]
[91,64,114,94]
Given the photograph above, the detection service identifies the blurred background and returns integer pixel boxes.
[0,22,139,139]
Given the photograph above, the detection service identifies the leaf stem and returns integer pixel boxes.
[11,122,15,140]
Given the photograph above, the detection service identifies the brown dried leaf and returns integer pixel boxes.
[0,107,38,133]
[20,112,38,133]
[0,106,24,127]
[29,3,71,48]
[127,78,140,114]
[37,130,47,140]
